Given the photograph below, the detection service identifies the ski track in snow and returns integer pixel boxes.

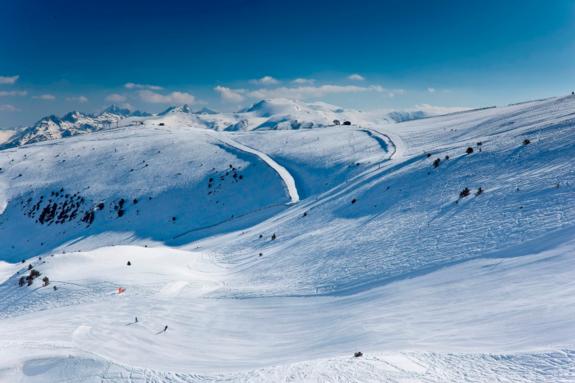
[209,132,300,204]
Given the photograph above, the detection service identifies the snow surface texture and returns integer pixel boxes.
[0,96,574,382]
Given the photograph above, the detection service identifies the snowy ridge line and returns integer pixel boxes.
[209,132,300,204]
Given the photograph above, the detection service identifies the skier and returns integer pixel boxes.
[135,316,138,323]
[156,325,168,334]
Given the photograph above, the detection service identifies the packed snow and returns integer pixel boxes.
[0,95,574,382]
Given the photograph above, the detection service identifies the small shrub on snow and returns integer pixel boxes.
[459,187,471,198]
[466,147,474,154]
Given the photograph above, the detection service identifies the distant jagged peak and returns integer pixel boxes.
[61,110,85,122]
[158,104,194,115]
[195,107,218,115]
[102,104,132,117]
[100,104,150,117]
[36,114,62,125]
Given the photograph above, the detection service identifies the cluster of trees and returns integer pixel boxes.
[18,267,47,287]
[22,188,85,225]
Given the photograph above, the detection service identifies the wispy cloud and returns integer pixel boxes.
[0,90,27,97]
[247,84,386,99]
[214,86,245,103]
[427,87,436,93]
[138,90,196,104]
[0,75,19,85]
[106,93,127,102]
[250,76,280,85]
[292,78,315,85]
[33,94,56,100]
[66,95,89,103]
[386,88,406,98]
[0,104,18,112]
[348,73,365,81]
[125,82,163,91]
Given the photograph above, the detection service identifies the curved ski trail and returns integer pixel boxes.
[211,132,300,204]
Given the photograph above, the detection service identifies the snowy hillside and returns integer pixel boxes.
[0,95,574,382]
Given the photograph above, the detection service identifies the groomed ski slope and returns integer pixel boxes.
[208,132,300,204]
[0,96,575,382]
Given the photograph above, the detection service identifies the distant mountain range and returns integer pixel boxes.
[1,99,450,149]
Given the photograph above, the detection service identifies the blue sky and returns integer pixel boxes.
[1,0,574,127]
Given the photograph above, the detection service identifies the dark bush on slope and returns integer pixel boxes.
[459,187,471,198]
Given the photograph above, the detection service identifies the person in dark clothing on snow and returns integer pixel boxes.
[156,325,169,334]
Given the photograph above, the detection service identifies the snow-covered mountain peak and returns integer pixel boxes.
[240,98,306,117]
[158,104,194,115]
[61,111,84,123]
[102,104,132,116]
[195,106,218,115]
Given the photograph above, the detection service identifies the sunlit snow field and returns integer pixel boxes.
[0,96,574,382]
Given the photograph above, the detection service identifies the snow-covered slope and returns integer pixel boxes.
[0,95,574,382]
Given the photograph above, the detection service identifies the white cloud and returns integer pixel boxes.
[66,95,89,103]
[138,90,196,104]
[348,73,365,81]
[214,86,245,103]
[386,88,406,98]
[427,87,436,93]
[247,84,385,100]
[125,82,163,90]
[0,90,27,97]
[251,76,280,85]
[106,93,127,102]
[33,94,56,100]
[0,75,19,85]
[0,104,18,111]
[292,78,315,85]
